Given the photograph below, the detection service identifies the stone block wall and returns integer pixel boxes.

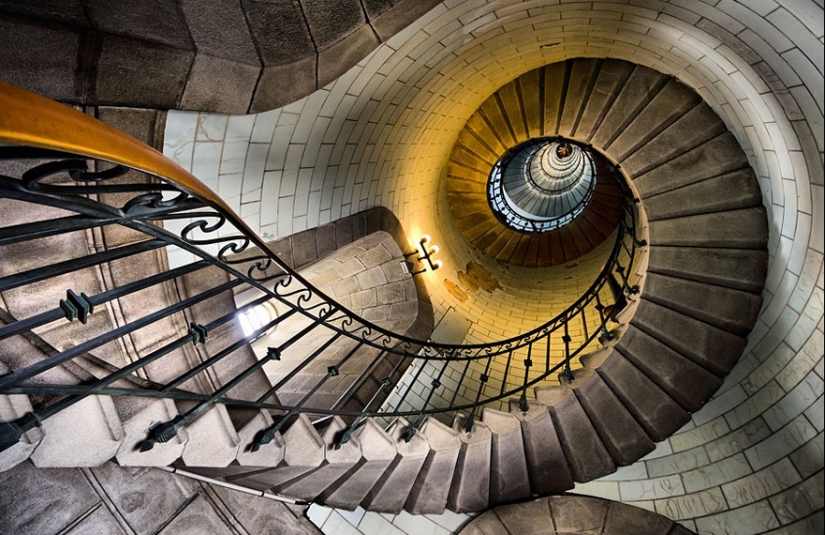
[0,0,441,113]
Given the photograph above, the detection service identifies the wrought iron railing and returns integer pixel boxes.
[0,81,643,454]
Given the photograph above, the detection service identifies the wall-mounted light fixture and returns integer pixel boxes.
[403,235,442,275]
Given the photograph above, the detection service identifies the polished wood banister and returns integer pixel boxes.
[0,80,262,247]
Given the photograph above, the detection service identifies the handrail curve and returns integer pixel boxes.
[0,81,643,451]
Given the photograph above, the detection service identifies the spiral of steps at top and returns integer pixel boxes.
[0,57,767,517]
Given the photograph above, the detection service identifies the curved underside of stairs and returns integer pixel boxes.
[1,39,770,524]
[178,58,769,514]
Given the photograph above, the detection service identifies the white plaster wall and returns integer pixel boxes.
[164,1,823,533]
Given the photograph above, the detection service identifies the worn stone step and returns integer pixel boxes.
[448,413,492,513]
[534,386,615,482]
[179,403,240,468]
[228,413,324,490]
[616,326,723,412]
[507,399,574,495]
[276,416,361,501]
[481,407,531,504]
[591,64,667,150]
[643,168,762,221]
[594,350,690,442]
[360,417,429,513]
[114,397,187,467]
[643,272,762,337]
[234,410,286,468]
[404,417,461,514]
[633,132,749,198]
[647,246,768,293]
[558,58,599,137]
[648,207,768,250]
[631,299,746,376]
[621,103,726,177]
[575,58,636,141]
[608,79,700,162]
[320,418,396,510]
[30,394,123,467]
[0,362,43,472]
[559,368,654,465]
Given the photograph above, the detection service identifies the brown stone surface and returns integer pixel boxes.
[630,298,746,376]
[508,400,574,494]
[563,369,654,465]
[647,246,768,293]
[597,351,690,442]
[616,326,723,412]
[643,272,763,337]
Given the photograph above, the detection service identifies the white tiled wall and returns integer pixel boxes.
[164,1,823,534]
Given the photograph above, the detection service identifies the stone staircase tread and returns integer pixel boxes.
[30,394,124,468]
[360,417,429,514]
[448,414,492,513]
[318,418,397,509]
[404,417,461,514]
[560,369,655,466]
[649,207,769,250]
[631,299,746,376]
[608,78,700,162]
[633,132,749,197]
[643,272,762,337]
[596,351,690,442]
[591,64,667,150]
[621,102,727,177]
[535,387,616,482]
[481,407,531,503]
[615,326,723,412]
[647,246,769,293]
[277,417,361,501]
[558,58,599,137]
[644,168,762,221]
[508,399,575,494]
[575,58,635,141]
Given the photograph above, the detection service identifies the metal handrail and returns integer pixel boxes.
[0,81,642,451]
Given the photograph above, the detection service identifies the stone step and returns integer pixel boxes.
[360,417,429,513]
[179,403,240,468]
[558,58,599,137]
[30,394,123,467]
[643,272,762,337]
[481,407,531,504]
[229,413,324,490]
[631,298,746,376]
[559,368,654,466]
[594,350,690,442]
[617,103,726,176]
[0,361,43,472]
[277,416,361,501]
[643,168,762,221]
[534,385,615,482]
[448,413,492,513]
[608,78,700,162]
[507,399,574,495]
[319,418,397,510]
[114,397,187,467]
[591,64,668,150]
[615,326,723,412]
[575,58,636,141]
[404,417,461,514]
[648,206,769,250]
[633,132,750,198]
[647,246,768,293]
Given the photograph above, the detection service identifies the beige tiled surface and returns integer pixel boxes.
[163,1,823,534]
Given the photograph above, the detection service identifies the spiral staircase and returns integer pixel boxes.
[0,50,770,529]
